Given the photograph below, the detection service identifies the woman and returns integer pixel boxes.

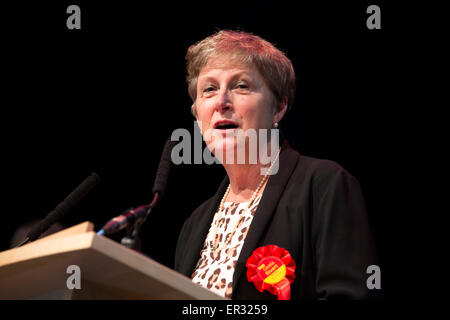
[174,30,380,300]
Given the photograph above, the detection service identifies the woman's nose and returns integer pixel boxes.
[215,88,233,113]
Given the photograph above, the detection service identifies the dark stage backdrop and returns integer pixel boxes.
[3,0,418,299]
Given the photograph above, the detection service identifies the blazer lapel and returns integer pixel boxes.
[232,146,300,291]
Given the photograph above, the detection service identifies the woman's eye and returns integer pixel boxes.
[203,86,215,93]
[236,82,249,89]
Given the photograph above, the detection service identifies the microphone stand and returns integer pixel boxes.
[101,135,175,249]
[120,193,160,251]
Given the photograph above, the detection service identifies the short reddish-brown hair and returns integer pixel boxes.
[186,30,296,112]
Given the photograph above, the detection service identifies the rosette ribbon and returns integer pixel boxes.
[246,245,296,300]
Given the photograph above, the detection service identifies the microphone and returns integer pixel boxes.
[97,136,176,237]
[16,172,100,247]
[97,205,150,236]
[152,136,177,198]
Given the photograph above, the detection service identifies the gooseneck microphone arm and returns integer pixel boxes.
[119,193,159,250]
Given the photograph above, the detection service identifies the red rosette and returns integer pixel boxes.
[246,245,296,300]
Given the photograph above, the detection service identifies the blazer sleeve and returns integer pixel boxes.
[311,161,381,299]
[174,215,192,273]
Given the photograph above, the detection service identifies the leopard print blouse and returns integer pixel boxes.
[191,194,262,299]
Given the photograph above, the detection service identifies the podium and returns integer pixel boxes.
[0,222,225,300]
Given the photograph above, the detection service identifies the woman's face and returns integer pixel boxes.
[194,56,283,157]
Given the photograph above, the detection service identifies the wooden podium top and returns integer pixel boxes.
[0,222,225,300]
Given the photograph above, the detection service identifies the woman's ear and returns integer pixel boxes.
[191,103,197,118]
[273,97,288,124]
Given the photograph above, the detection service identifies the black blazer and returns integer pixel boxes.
[174,144,381,299]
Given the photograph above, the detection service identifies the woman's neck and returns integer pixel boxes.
[223,162,267,203]
[219,137,280,203]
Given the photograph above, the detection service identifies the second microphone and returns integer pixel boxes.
[98,205,150,236]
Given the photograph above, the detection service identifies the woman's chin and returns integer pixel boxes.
[208,140,235,152]
[207,139,243,165]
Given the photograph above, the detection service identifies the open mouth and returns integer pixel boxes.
[214,121,239,130]
[216,124,238,129]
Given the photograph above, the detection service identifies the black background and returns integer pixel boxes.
[2,1,441,300]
